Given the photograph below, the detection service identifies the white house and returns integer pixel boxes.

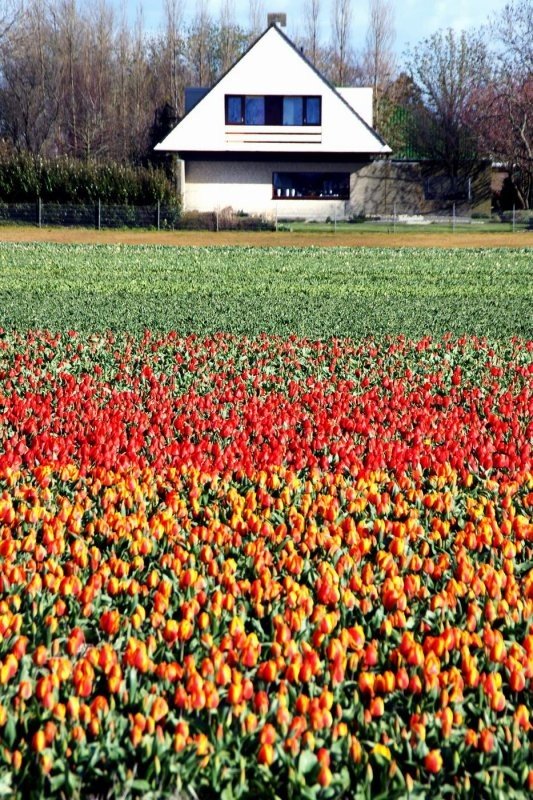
[154,23,391,220]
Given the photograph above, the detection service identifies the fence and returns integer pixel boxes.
[0,200,180,230]
[0,198,531,233]
[270,203,533,232]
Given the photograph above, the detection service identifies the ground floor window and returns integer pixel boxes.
[272,172,350,199]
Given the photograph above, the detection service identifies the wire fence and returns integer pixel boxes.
[0,200,180,230]
[0,199,531,233]
[271,204,533,233]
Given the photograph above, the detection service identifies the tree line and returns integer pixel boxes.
[0,0,531,208]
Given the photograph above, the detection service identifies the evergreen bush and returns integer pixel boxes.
[0,151,179,207]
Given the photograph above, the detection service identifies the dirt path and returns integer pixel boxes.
[0,225,531,248]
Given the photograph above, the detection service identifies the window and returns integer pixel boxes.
[265,96,283,125]
[283,96,303,125]
[424,175,472,201]
[245,96,265,125]
[273,172,350,200]
[305,97,321,125]
[225,95,321,125]
[226,95,243,124]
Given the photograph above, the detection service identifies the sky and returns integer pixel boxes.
[120,0,508,59]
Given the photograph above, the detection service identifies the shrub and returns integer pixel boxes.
[0,151,179,207]
[499,209,533,224]
[177,209,275,231]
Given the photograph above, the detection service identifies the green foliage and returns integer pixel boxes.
[404,28,487,174]
[0,243,531,337]
[0,153,178,205]
[377,104,426,161]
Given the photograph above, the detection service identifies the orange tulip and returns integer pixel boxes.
[424,749,443,774]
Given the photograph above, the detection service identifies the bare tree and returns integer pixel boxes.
[0,0,20,41]
[74,0,116,159]
[113,1,131,160]
[331,0,352,85]
[55,0,82,155]
[187,0,214,86]
[474,0,533,207]
[162,0,185,113]
[362,0,396,126]
[303,0,321,66]
[0,0,61,153]
[248,0,265,39]
[496,0,533,73]
[126,7,154,161]
[219,0,239,74]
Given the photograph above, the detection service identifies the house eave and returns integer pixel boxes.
[166,150,391,162]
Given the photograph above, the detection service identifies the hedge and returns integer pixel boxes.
[0,152,179,206]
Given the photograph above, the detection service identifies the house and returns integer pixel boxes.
[154,23,391,220]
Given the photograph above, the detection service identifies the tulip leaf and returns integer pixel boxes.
[3,717,15,750]
[297,751,317,776]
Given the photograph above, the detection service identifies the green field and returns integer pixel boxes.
[0,242,531,336]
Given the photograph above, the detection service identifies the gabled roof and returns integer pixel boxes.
[155,24,391,156]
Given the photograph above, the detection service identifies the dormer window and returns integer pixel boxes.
[225,95,321,126]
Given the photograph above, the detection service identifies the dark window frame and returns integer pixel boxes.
[272,171,350,200]
[225,95,321,126]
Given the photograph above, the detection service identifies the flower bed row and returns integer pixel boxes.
[0,332,531,798]
[0,463,532,798]
[0,331,531,477]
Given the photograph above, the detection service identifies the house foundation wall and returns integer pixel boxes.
[184,159,358,219]
[183,159,491,219]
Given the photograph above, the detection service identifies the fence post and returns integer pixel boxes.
[334,206,337,234]
[37,197,42,228]
[393,202,396,234]
[512,204,516,233]
[215,208,219,232]
[96,200,101,230]
[157,200,161,231]
[452,203,456,233]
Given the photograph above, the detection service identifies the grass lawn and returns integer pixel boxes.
[287,220,529,234]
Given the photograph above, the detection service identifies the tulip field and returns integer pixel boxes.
[0,243,532,799]
[0,242,532,336]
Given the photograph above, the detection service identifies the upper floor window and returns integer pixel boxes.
[225,95,321,126]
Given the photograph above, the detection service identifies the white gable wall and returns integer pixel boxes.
[156,27,389,156]
[336,88,373,127]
